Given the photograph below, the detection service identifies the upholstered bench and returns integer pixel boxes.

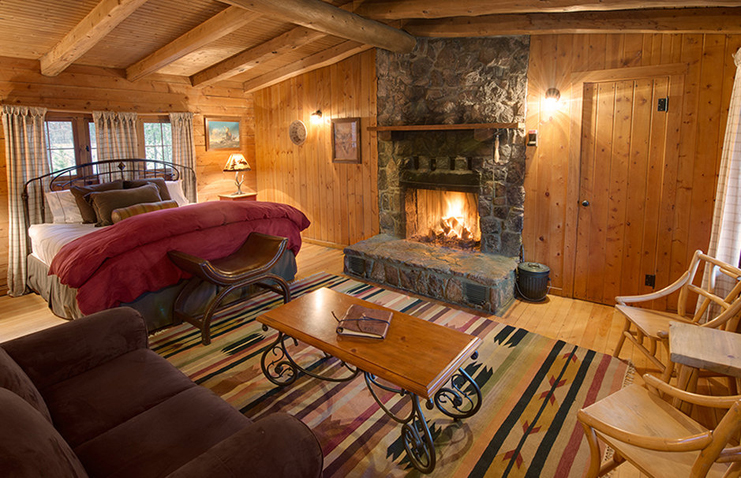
[169,232,292,345]
[0,307,322,478]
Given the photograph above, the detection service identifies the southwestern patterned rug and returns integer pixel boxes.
[150,273,628,477]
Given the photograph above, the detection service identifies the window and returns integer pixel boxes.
[141,120,172,168]
[45,121,76,172]
[44,114,95,172]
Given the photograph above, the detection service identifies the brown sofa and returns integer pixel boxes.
[0,307,323,478]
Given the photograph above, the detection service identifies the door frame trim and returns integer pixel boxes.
[562,62,689,297]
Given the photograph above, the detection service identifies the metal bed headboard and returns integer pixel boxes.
[22,159,196,228]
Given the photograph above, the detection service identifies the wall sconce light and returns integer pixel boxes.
[544,88,561,109]
[223,152,251,196]
[310,109,323,125]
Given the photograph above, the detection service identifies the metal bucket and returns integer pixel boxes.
[516,262,550,302]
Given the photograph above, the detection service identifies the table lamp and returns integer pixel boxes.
[223,153,251,195]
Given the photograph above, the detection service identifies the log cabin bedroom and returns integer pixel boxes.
[1,1,741,477]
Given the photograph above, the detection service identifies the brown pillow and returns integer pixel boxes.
[87,183,162,226]
[70,180,124,224]
[0,347,52,423]
[111,200,178,223]
[124,178,171,201]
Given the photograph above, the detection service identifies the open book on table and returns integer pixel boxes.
[336,304,392,339]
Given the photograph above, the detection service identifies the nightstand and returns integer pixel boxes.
[219,192,257,201]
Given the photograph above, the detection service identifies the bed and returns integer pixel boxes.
[22,159,310,332]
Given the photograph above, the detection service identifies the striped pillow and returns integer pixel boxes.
[111,200,178,224]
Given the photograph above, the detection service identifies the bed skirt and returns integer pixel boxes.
[26,251,298,333]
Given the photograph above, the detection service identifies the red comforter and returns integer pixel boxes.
[50,201,310,314]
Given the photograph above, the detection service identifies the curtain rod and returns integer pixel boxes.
[45,108,176,116]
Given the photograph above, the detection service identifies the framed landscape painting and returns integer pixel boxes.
[205,117,240,151]
[331,117,361,163]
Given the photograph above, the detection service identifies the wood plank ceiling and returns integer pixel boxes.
[0,0,739,92]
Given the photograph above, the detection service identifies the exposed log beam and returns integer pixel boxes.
[126,7,262,81]
[219,0,416,53]
[190,26,326,87]
[405,8,741,36]
[243,41,373,93]
[357,0,741,20]
[40,0,149,77]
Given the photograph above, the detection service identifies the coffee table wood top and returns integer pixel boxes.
[257,288,482,399]
[669,322,741,378]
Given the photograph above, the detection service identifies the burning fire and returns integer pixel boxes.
[434,194,474,241]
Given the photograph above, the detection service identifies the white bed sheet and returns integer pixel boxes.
[29,223,97,266]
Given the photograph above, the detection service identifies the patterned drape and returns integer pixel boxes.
[702,47,741,304]
[93,111,139,179]
[169,112,198,203]
[2,105,49,296]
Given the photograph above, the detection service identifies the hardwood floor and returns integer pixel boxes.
[0,242,707,477]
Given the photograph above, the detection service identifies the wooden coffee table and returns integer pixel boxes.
[257,287,483,473]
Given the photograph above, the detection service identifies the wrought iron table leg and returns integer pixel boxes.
[260,327,360,386]
[434,366,482,419]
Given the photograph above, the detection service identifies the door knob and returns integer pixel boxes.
[581,200,590,207]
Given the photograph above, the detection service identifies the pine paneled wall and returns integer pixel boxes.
[524,33,741,301]
[0,57,256,294]
[254,50,379,247]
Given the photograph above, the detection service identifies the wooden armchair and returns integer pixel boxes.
[612,250,741,380]
[578,374,741,478]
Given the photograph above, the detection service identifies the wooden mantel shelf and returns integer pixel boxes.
[367,122,524,132]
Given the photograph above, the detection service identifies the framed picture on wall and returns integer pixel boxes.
[205,117,241,151]
[331,117,361,163]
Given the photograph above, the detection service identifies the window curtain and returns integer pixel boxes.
[93,111,139,179]
[702,47,741,304]
[169,112,198,203]
[2,105,49,296]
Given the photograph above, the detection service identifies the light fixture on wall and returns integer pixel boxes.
[223,153,251,196]
[544,87,561,109]
[310,109,323,125]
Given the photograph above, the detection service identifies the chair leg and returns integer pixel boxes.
[613,316,631,358]
[580,423,603,478]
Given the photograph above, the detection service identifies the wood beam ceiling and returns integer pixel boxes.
[243,41,373,93]
[40,0,149,77]
[126,7,262,82]
[190,26,326,87]
[219,0,416,54]
[357,0,741,20]
[405,7,741,36]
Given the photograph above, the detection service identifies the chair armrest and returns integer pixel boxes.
[166,413,323,478]
[644,374,741,408]
[616,269,691,305]
[1,307,148,390]
[577,408,712,452]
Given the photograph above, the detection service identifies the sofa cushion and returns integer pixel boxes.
[44,348,196,448]
[74,386,250,478]
[0,388,89,478]
[0,347,52,423]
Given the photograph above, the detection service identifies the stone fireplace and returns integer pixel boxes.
[344,37,530,314]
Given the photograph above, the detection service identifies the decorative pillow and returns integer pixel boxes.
[45,190,83,224]
[70,180,124,224]
[165,180,190,206]
[0,347,52,423]
[87,183,162,227]
[0,388,89,478]
[124,178,171,201]
[111,200,178,224]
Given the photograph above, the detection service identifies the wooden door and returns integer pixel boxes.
[573,77,678,305]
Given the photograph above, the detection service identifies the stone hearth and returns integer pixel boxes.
[344,235,517,314]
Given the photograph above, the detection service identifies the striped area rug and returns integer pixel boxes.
[150,273,628,477]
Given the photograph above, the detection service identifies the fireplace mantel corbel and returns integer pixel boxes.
[367,122,524,141]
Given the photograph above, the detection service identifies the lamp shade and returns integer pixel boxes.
[223,153,251,172]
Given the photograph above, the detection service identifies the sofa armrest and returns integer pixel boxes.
[166,413,323,478]
[1,307,148,390]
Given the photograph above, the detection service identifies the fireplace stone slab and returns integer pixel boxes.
[344,234,516,315]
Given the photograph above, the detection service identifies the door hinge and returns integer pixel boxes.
[645,274,656,288]
[657,97,668,112]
